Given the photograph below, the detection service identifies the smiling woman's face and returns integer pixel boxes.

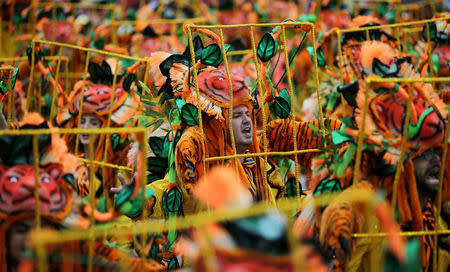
[231,105,253,154]
[79,114,102,146]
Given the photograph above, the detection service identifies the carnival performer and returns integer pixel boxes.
[57,60,140,197]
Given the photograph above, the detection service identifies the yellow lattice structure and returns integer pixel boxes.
[22,40,150,200]
[110,17,207,40]
[335,15,450,85]
[342,0,442,22]
[0,127,148,272]
[2,20,448,272]
[136,0,203,18]
[3,1,118,57]
[185,21,324,201]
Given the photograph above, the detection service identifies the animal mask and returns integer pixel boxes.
[0,164,68,214]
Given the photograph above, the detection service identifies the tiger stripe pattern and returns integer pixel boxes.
[266,118,342,170]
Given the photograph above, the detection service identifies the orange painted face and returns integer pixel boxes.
[42,21,73,43]
[370,89,444,146]
[197,69,250,104]
[320,11,351,29]
[140,38,171,56]
[73,84,124,113]
[0,164,67,214]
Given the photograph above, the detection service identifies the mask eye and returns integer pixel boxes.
[219,77,224,81]
[42,177,50,183]
[98,89,105,95]
[10,177,18,183]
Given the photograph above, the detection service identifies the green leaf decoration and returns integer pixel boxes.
[163,135,170,157]
[431,54,439,74]
[407,107,434,140]
[139,80,151,94]
[340,117,356,129]
[135,82,156,105]
[308,123,319,132]
[180,103,199,126]
[134,231,163,258]
[122,73,135,92]
[316,45,326,68]
[142,109,164,118]
[149,136,164,156]
[285,177,303,198]
[331,130,352,145]
[182,35,204,62]
[133,115,150,121]
[165,257,180,270]
[115,187,154,218]
[142,118,161,129]
[114,181,135,209]
[224,44,231,53]
[26,47,44,65]
[325,90,340,112]
[150,119,165,132]
[171,130,182,155]
[192,35,204,60]
[147,157,168,175]
[0,67,18,95]
[62,173,76,192]
[257,33,276,62]
[335,143,356,177]
[163,186,183,215]
[149,236,161,259]
[201,44,223,67]
[278,87,291,103]
[313,178,342,195]
[269,88,291,119]
[298,13,317,22]
[422,22,437,42]
[111,133,120,150]
[149,136,169,158]
[337,80,359,107]
[175,99,187,110]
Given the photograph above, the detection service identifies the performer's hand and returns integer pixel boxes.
[110,173,134,194]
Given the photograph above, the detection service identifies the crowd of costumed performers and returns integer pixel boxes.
[0,0,449,271]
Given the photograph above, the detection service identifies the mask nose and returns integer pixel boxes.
[20,176,36,194]
[230,75,246,92]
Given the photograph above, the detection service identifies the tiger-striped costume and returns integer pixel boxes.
[152,48,342,202]
[175,116,342,203]
[0,113,162,271]
[304,40,450,271]
[121,35,343,219]
[57,60,140,197]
